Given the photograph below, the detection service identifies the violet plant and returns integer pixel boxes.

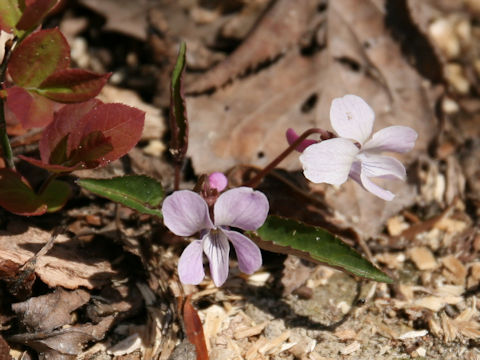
[0,6,417,287]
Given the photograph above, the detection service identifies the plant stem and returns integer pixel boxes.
[0,98,14,169]
[243,128,333,188]
[0,38,15,169]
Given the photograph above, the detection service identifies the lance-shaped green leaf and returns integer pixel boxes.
[249,216,392,283]
[169,41,188,162]
[77,175,164,217]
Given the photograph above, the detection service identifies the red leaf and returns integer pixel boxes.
[67,103,145,166]
[39,69,111,102]
[18,155,79,173]
[5,86,56,129]
[183,296,209,360]
[39,99,101,163]
[8,28,70,87]
[16,0,58,31]
[0,168,47,215]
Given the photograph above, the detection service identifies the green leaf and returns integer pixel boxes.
[0,0,21,33]
[0,168,47,215]
[39,179,71,212]
[250,216,392,283]
[77,175,164,217]
[169,41,188,161]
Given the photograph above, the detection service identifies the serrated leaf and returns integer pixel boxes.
[38,69,110,102]
[251,216,392,283]
[0,168,47,215]
[77,175,164,217]
[0,0,21,33]
[8,28,70,87]
[39,179,71,212]
[169,41,188,161]
[16,0,57,31]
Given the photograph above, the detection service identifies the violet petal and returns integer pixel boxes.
[362,126,418,153]
[178,240,205,284]
[330,94,375,145]
[358,153,406,180]
[222,228,262,275]
[162,190,214,236]
[214,187,269,231]
[360,171,395,201]
[203,230,230,286]
[299,138,359,185]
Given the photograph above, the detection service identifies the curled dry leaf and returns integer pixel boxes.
[9,315,115,359]
[12,288,90,332]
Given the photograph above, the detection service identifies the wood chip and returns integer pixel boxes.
[334,328,357,340]
[387,215,410,236]
[259,331,291,355]
[442,255,467,284]
[233,321,268,340]
[340,341,360,355]
[408,247,437,270]
[414,296,463,311]
[398,329,428,340]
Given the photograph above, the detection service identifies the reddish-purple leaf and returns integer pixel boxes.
[67,130,113,168]
[39,99,101,163]
[183,296,209,360]
[0,168,47,215]
[5,86,56,129]
[8,28,70,87]
[18,155,79,173]
[38,69,111,102]
[16,0,57,31]
[68,103,145,166]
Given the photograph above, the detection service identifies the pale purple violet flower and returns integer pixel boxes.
[299,94,418,201]
[162,187,269,286]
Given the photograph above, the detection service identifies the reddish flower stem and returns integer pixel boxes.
[243,128,334,188]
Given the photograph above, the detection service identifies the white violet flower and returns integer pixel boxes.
[299,94,418,201]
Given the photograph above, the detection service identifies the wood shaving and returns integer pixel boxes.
[340,341,361,355]
[408,246,438,270]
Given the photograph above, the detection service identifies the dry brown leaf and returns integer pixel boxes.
[10,315,115,359]
[0,334,10,360]
[12,288,90,332]
[0,223,117,289]
[78,0,155,40]
[186,0,437,237]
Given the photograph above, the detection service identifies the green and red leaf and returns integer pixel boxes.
[0,168,47,215]
[16,0,57,31]
[8,28,70,87]
[169,41,188,162]
[38,69,111,102]
[0,0,21,33]
[38,178,71,212]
